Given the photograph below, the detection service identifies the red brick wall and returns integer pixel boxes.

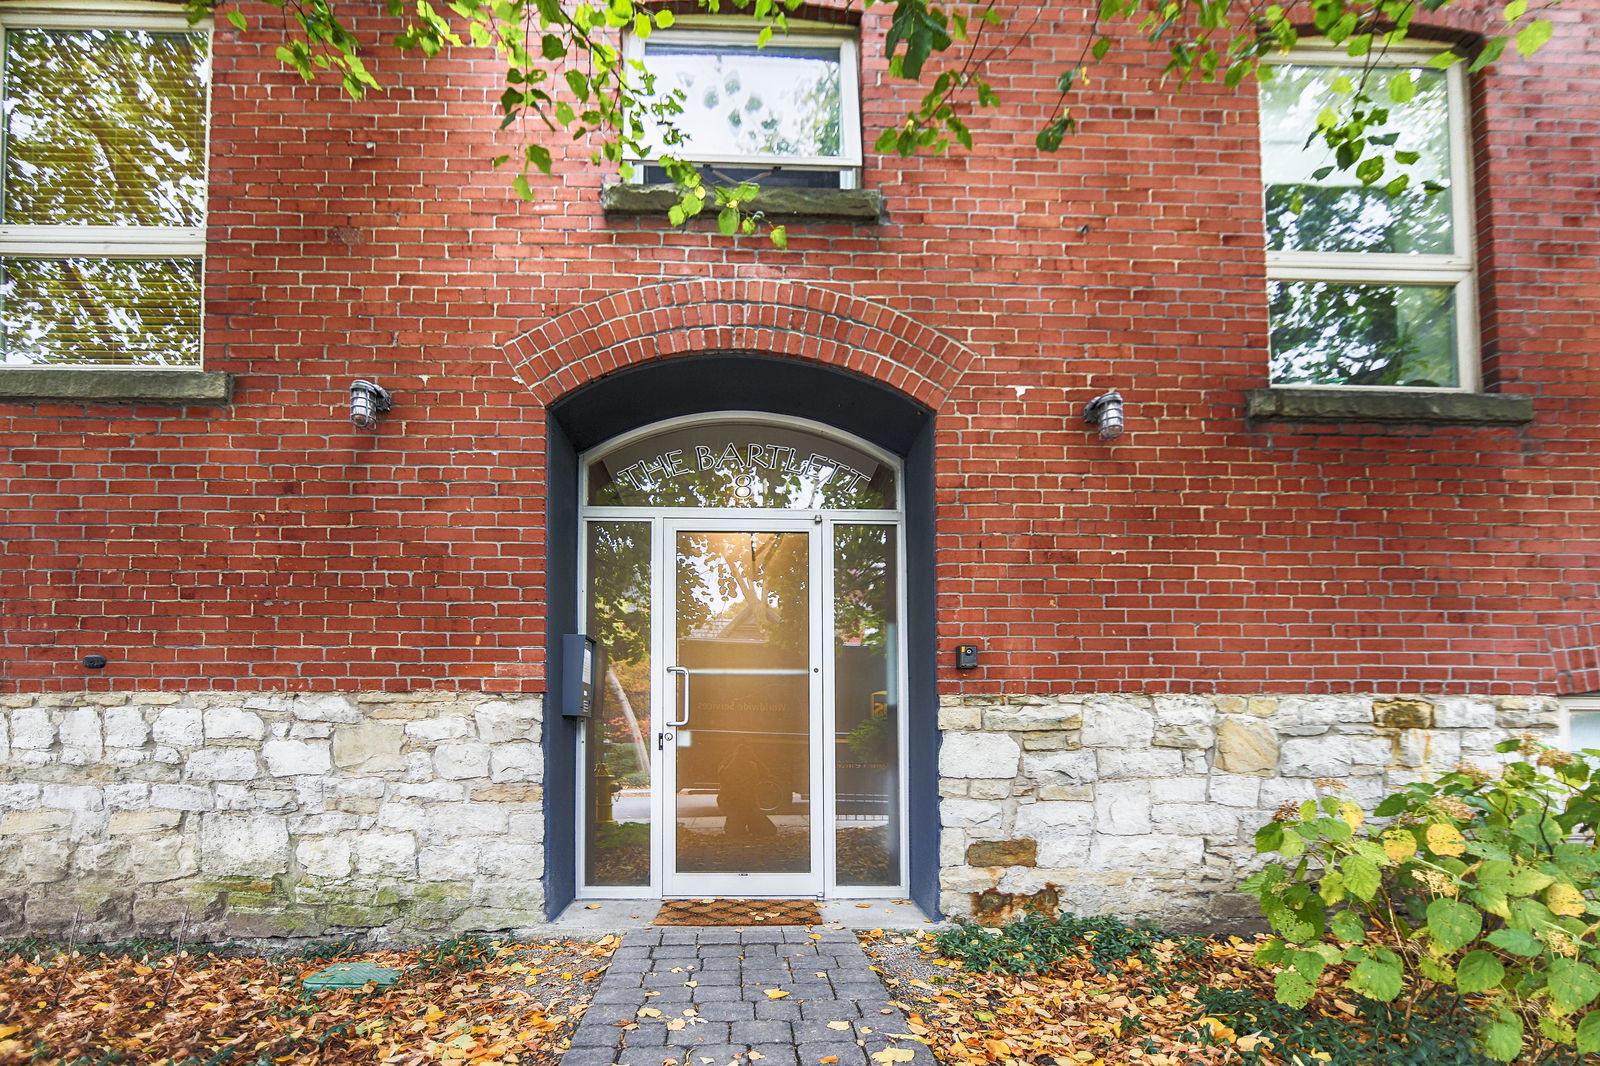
[1,1,1595,694]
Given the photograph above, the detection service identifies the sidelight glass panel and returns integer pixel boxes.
[583,521,653,887]
[833,525,900,885]
[674,530,811,874]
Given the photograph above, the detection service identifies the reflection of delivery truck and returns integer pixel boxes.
[674,617,896,818]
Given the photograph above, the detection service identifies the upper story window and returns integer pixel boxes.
[627,25,861,189]
[0,7,209,368]
[1259,49,1475,390]
[1564,694,1600,753]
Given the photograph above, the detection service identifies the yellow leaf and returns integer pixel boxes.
[666,1019,686,1031]
[827,1021,852,1031]
[1339,801,1364,830]
[765,989,790,999]
[821,1058,840,1065]
[638,1007,663,1018]
[872,1052,915,1063]
[1548,882,1586,917]
[1382,829,1416,861]
[1426,822,1466,857]
[749,1054,764,1061]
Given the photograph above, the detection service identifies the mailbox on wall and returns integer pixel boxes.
[562,634,603,718]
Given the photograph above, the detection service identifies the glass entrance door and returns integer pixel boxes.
[662,524,823,896]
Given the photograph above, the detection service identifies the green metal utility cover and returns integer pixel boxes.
[302,962,402,991]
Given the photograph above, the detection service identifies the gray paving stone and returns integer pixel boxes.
[796,1042,867,1066]
[753,1000,803,1020]
[746,1044,800,1066]
[620,1027,669,1048]
[568,1025,623,1049]
[739,929,788,943]
[726,1019,793,1044]
[696,942,747,957]
[691,999,756,1021]
[798,1000,865,1020]
[830,981,887,999]
[671,1044,744,1064]
[697,956,742,970]
[593,987,649,1004]
[560,1049,625,1066]
[691,969,742,986]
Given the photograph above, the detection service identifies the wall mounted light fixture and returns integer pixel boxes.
[349,379,394,430]
[1082,390,1125,442]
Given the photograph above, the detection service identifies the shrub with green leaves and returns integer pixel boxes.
[1242,737,1600,1063]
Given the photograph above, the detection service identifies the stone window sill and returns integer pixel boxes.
[0,368,234,404]
[1246,388,1533,425]
[601,183,884,223]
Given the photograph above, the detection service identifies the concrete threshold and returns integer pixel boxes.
[550,898,941,931]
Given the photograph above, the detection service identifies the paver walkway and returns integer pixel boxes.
[561,927,937,1066]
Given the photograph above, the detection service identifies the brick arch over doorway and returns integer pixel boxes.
[503,279,978,409]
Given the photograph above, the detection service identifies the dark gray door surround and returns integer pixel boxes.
[544,354,938,917]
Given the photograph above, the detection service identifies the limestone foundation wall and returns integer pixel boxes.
[0,692,544,940]
[936,692,1562,929]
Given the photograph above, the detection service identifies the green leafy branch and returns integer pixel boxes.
[1243,738,1600,1063]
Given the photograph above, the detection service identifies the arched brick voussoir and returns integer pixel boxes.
[504,280,977,409]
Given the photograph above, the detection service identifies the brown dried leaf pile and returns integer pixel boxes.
[861,931,1282,1066]
[0,935,617,1066]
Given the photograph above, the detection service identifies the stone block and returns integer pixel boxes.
[184,748,259,782]
[263,738,333,777]
[490,742,540,782]
[1151,803,1240,838]
[354,832,418,876]
[1094,781,1151,835]
[1149,776,1207,803]
[967,778,1012,800]
[1088,834,1205,877]
[153,706,203,748]
[1037,784,1093,801]
[436,741,492,780]
[940,799,1003,830]
[104,706,150,749]
[405,716,473,742]
[1021,731,1080,750]
[937,705,981,730]
[419,843,480,881]
[1208,774,1262,808]
[293,696,363,723]
[939,732,1020,779]
[983,705,1082,732]
[333,723,406,772]
[1371,698,1434,731]
[1022,750,1096,787]
[2,809,72,835]
[429,803,510,838]
[109,810,182,834]
[1497,698,1561,729]
[479,843,544,880]
[1096,748,1183,780]
[0,784,42,810]
[8,708,53,751]
[204,708,266,741]
[60,708,103,760]
[965,837,1039,867]
[1435,698,1496,729]
[1080,698,1154,749]
[199,813,290,876]
[1014,801,1093,836]
[1216,718,1278,775]
[475,701,541,744]
[298,837,353,878]
[151,784,213,810]
[1273,697,1366,737]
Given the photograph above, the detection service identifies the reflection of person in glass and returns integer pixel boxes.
[716,742,777,839]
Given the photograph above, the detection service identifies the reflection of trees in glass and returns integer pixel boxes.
[0,257,202,367]
[1269,281,1457,387]
[647,45,842,159]
[1265,184,1450,255]
[590,446,891,510]
[834,525,893,650]
[1261,63,1451,255]
[587,522,652,776]
[676,532,809,660]
[5,30,207,227]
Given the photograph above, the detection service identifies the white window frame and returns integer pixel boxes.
[0,0,211,369]
[1560,693,1600,752]
[623,24,862,189]
[1262,45,1478,392]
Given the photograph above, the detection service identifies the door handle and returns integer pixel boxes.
[666,666,690,727]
